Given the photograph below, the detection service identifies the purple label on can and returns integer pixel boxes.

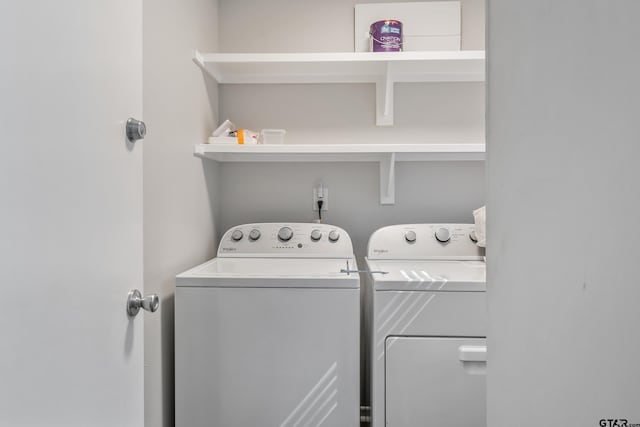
[370,20,403,52]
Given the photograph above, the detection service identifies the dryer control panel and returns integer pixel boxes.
[367,224,484,260]
[218,223,354,258]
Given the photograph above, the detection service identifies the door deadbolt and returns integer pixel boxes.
[126,118,146,142]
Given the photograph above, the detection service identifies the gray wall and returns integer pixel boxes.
[143,1,220,426]
[219,0,485,52]
[487,1,640,425]
[219,161,485,265]
[217,0,487,261]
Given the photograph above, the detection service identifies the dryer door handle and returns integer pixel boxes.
[458,345,487,362]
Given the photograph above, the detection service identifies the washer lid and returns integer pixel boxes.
[176,257,360,289]
[366,259,485,291]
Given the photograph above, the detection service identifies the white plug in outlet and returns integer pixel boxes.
[313,184,328,212]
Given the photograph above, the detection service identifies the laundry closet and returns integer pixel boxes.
[163,1,486,426]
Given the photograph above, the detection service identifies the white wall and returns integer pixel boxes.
[487,1,640,425]
[143,1,219,426]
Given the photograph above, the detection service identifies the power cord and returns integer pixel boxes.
[317,199,324,222]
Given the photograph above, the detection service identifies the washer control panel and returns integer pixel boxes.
[218,223,353,258]
[367,224,484,260]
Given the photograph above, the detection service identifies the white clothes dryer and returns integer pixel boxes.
[365,224,487,427]
[175,223,360,427]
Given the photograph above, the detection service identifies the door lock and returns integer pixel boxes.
[126,118,146,142]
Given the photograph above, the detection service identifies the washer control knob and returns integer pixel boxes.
[231,230,244,241]
[404,231,417,243]
[328,230,340,242]
[249,229,261,241]
[434,226,451,243]
[310,229,322,241]
[278,227,294,242]
[469,230,478,243]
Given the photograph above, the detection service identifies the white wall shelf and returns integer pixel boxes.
[193,50,485,126]
[195,143,485,205]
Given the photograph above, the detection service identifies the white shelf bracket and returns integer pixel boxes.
[192,50,206,70]
[192,50,222,83]
[375,62,394,126]
[379,152,396,205]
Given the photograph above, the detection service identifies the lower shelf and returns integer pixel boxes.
[194,143,485,204]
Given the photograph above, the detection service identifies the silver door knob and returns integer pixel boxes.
[126,118,146,142]
[127,289,159,316]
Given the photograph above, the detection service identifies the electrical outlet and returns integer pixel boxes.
[313,184,328,212]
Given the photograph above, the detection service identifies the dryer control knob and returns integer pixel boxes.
[278,227,294,242]
[434,226,451,243]
[231,230,244,241]
[310,229,322,241]
[249,229,261,241]
[404,231,417,243]
[328,230,340,242]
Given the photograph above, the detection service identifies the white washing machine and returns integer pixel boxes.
[364,224,487,427]
[175,223,360,427]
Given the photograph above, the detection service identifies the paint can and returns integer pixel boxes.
[369,20,403,52]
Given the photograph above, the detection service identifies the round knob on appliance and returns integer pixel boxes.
[434,226,451,243]
[231,229,244,241]
[249,229,261,241]
[328,230,340,242]
[469,230,478,243]
[310,229,322,241]
[278,227,294,242]
[404,231,417,243]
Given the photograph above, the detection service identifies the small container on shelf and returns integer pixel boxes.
[260,129,286,145]
[209,129,259,145]
[369,20,403,52]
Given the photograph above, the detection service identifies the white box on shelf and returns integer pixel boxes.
[354,1,461,52]
[260,129,286,145]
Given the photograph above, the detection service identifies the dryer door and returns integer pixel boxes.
[385,337,486,427]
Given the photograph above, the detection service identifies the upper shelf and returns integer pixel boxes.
[193,50,486,85]
[193,50,485,126]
